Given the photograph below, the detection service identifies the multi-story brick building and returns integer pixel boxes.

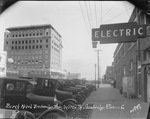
[135,10,150,102]
[113,41,137,97]
[113,6,150,101]
[4,24,63,79]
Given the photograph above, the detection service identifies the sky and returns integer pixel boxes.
[0,1,134,80]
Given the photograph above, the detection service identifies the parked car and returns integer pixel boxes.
[0,77,67,119]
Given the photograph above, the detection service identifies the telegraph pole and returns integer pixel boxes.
[95,49,102,88]
[95,64,97,90]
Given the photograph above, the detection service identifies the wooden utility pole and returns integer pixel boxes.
[95,64,97,90]
[95,49,102,88]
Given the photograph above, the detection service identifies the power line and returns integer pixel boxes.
[88,2,94,28]
[100,4,115,24]
[103,6,134,24]
[84,1,92,29]
[78,1,90,37]
[94,1,98,27]
[101,1,102,24]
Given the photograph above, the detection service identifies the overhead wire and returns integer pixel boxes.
[101,1,102,25]
[104,6,134,24]
[94,1,98,27]
[84,1,92,29]
[78,1,90,38]
[88,1,94,28]
[100,4,115,25]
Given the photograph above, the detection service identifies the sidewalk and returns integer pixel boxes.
[83,84,149,119]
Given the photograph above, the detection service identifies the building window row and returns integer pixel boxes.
[11,51,43,55]
[52,46,59,53]
[7,30,45,38]
[11,39,44,45]
[11,60,42,65]
[54,35,60,42]
[115,62,133,76]
[52,40,59,48]
[11,55,42,60]
[10,65,49,69]
[6,39,50,45]
[11,45,46,50]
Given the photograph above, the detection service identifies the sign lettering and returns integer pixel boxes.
[92,22,147,44]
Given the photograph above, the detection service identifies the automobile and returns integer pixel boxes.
[22,77,78,114]
[0,77,67,119]
[61,79,95,103]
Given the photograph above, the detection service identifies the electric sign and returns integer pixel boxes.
[92,22,147,44]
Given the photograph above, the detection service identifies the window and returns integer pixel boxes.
[32,60,34,64]
[129,60,133,70]
[6,83,15,91]
[35,79,43,89]
[39,51,42,54]
[49,81,54,89]
[45,79,48,87]
[46,39,48,42]
[27,83,34,93]
[45,50,48,54]
[123,65,126,76]
[16,82,25,91]
[6,41,8,44]
[32,56,35,59]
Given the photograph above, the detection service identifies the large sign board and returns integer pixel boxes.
[92,22,146,44]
